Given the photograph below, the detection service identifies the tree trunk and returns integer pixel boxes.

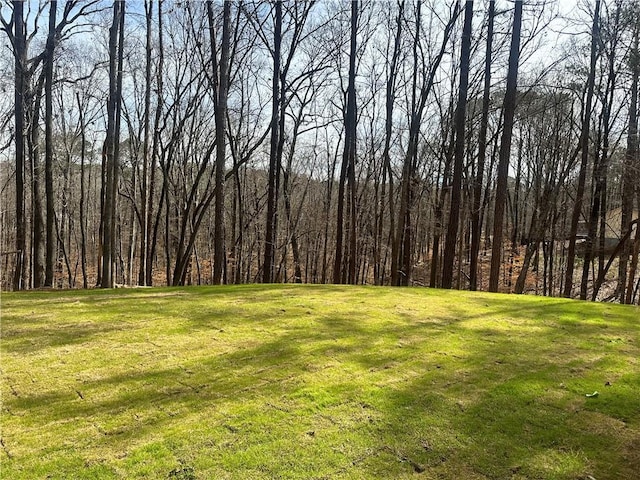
[378,0,404,285]
[146,0,164,286]
[398,2,459,287]
[563,0,600,298]
[213,0,232,284]
[263,0,282,284]
[101,0,125,288]
[44,0,57,287]
[76,93,88,289]
[470,0,494,291]
[333,1,358,284]
[13,1,26,290]
[489,0,523,292]
[442,0,473,289]
[138,0,153,286]
[430,137,454,288]
[626,198,640,305]
[30,75,45,289]
[346,0,358,284]
[619,17,638,302]
[582,2,619,301]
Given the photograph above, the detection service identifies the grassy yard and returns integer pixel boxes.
[1,285,639,479]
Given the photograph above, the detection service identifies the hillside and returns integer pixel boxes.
[1,285,639,479]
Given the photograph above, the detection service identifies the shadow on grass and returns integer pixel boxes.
[2,285,639,479]
[368,294,640,479]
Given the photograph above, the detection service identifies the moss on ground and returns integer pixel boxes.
[1,285,639,479]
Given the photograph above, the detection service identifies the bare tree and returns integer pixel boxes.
[334,0,358,284]
[394,1,460,286]
[619,1,639,303]
[101,0,126,288]
[442,0,473,289]
[213,0,232,284]
[43,0,57,286]
[489,0,523,293]
[581,2,623,301]
[470,0,495,291]
[263,0,283,284]
[563,0,601,298]
[10,1,26,290]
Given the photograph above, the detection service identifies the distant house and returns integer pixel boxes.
[576,207,639,256]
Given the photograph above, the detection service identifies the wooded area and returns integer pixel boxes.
[1,0,639,303]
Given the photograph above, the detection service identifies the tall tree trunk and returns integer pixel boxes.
[563,0,600,298]
[101,0,125,288]
[282,174,303,283]
[430,133,455,288]
[146,0,164,286]
[397,1,459,286]
[470,0,494,291]
[13,1,26,290]
[394,0,422,287]
[101,3,118,288]
[334,0,358,284]
[582,2,619,301]
[281,97,313,284]
[619,16,638,303]
[213,0,232,285]
[263,0,282,284]
[489,0,523,292]
[76,93,88,289]
[138,0,153,286]
[442,0,473,289]
[44,1,57,287]
[346,0,358,284]
[232,151,244,284]
[30,75,45,289]
[626,195,640,305]
[378,0,404,285]
[113,2,125,283]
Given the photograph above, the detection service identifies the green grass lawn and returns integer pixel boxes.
[1,285,639,479]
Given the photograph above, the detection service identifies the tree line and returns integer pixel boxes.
[1,0,639,304]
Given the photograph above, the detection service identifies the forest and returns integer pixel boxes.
[1,0,639,304]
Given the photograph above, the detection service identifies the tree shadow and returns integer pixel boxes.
[2,285,639,479]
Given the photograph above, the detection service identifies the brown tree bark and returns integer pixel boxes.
[12,1,26,290]
[563,0,600,298]
[101,0,125,288]
[334,0,358,284]
[30,73,46,289]
[146,0,164,286]
[44,1,57,287]
[263,0,283,284]
[396,2,459,286]
[138,0,153,286]
[346,0,359,285]
[377,0,404,285]
[619,12,639,302]
[442,0,473,289]
[470,0,495,291]
[489,0,523,292]
[76,92,89,289]
[213,0,232,284]
[581,3,620,300]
